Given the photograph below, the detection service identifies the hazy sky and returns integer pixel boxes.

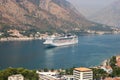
[67,0,116,17]
[68,0,115,7]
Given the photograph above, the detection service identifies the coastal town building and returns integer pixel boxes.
[8,74,24,80]
[0,32,3,36]
[8,29,23,37]
[100,59,113,74]
[36,70,61,80]
[104,77,120,80]
[100,66,113,74]
[73,67,93,80]
[62,75,74,80]
[116,56,120,67]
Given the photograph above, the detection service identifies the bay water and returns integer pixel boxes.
[0,34,120,69]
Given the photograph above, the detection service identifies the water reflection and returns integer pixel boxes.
[45,46,68,68]
[44,45,78,68]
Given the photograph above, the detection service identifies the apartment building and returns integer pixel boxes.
[73,67,93,80]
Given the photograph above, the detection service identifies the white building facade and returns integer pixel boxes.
[8,74,24,80]
[62,75,74,80]
[73,67,93,80]
[36,71,61,80]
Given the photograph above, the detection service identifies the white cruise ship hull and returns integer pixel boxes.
[43,35,78,47]
[46,40,78,47]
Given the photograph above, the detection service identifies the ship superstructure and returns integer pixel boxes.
[43,35,78,47]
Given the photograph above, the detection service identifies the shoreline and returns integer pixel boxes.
[0,33,119,42]
[0,37,42,42]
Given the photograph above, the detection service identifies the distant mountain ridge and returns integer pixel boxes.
[90,0,120,27]
[0,0,112,33]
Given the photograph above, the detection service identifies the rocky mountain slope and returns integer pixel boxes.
[0,0,111,33]
[90,0,120,27]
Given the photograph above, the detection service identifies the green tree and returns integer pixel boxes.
[110,56,116,68]
[44,68,48,72]
[65,67,74,75]
[51,68,54,72]
[91,68,108,80]
[0,68,39,80]
[110,67,120,77]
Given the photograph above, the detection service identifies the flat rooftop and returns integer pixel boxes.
[74,67,92,72]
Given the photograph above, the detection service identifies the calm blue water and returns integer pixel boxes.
[0,34,120,70]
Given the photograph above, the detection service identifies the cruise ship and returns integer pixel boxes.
[43,35,78,47]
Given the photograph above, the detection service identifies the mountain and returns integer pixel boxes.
[90,0,120,27]
[0,0,111,34]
